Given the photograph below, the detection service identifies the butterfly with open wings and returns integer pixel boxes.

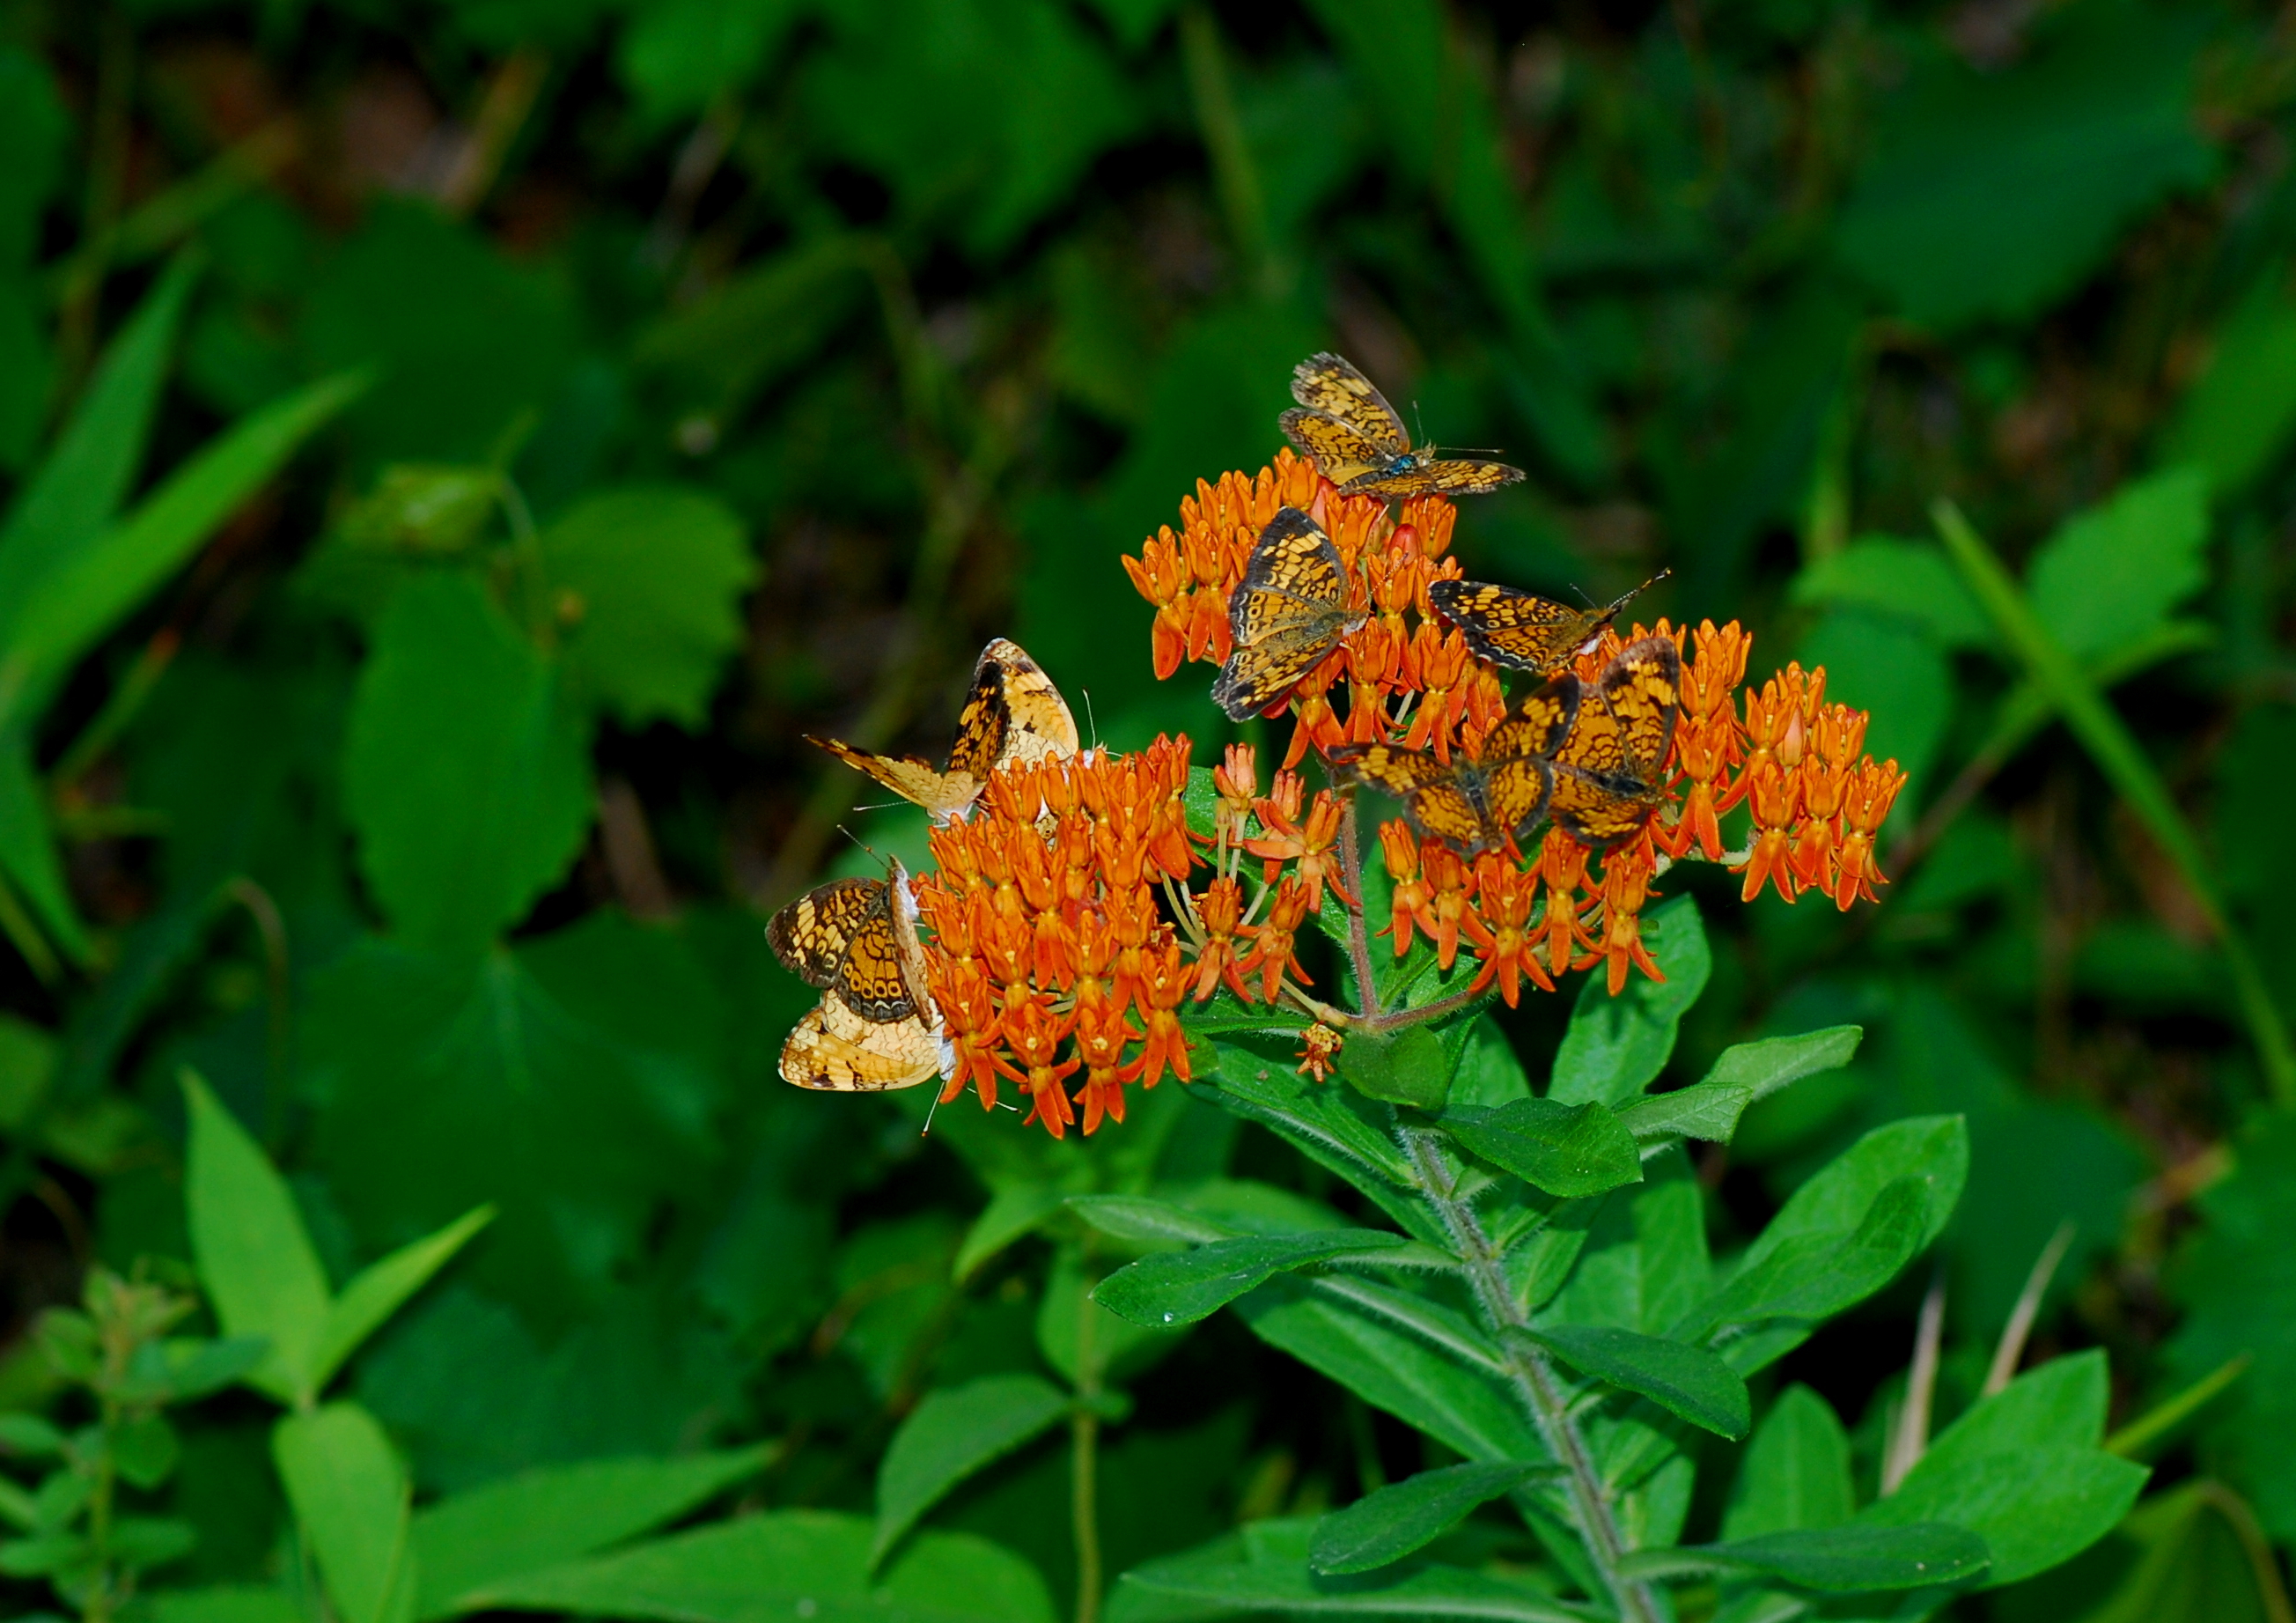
[1279,352,1526,499]
[1547,636,1683,848]
[1326,681,1581,856]
[1211,505,1368,721]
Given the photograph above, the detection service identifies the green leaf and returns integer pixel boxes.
[1530,1323,1748,1439]
[2027,468,2211,663]
[1034,1243,1172,1391]
[1862,1445,2145,1590]
[1093,1229,1405,1328]
[1832,5,2213,331]
[1625,1522,1990,1593]
[1233,1275,1541,1464]
[145,1586,304,1623]
[0,734,79,961]
[1738,1115,1968,1277]
[1115,1517,1585,1621]
[1791,537,1989,646]
[1336,1025,1448,1111]
[540,485,756,729]
[412,1447,771,1619]
[0,257,196,634]
[0,1413,61,1455]
[632,237,865,409]
[873,1375,1071,1563]
[310,1205,494,1395]
[342,574,594,954]
[1066,1194,1232,1246]
[182,1070,327,1404]
[458,1509,1056,1623]
[111,1413,178,1489]
[1440,1097,1641,1197]
[110,1516,197,1573]
[1549,896,1709,1107]
[125,1336,269,1404]
[1309,1462,1545,1575]
[1796,605,1955,794]
[954,1184,1067,1282]
[273,1403,417,1623]
[1206,1041,1431,1241]
[0,371,367,725]
[1723,1383,1854,1541]
[2160,268,2296,495]
[2074,1479,2294,1623]
[1698,1176,1932,1333]
[1619,1027,1863,1146]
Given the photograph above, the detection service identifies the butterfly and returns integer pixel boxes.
[1326,681,1580,856]
[1278,352,1526,499]
[1211,505,1368,721]
[1547,636,1682,848]
[1428,572,1670,675]
[807,638,1078,824]
[769,859,951,1091]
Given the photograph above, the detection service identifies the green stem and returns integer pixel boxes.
[1932,499,2296,1104]
[1400,1128,1659,1623]
[82,1395,119,1623]
[1071,1282,1103,1623]
[1336,797,1382,1020]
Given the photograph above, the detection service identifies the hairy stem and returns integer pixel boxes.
[1402,1129,1659,1623]
[1336,797,1382,1020]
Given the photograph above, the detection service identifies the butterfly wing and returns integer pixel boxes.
[1328,742,1498,853]
[1548,767,1661,848]
[1342,458,1527,499]
[979,638,1079,771]
[942,648,1014,781]
[1599,636,1682,782]
[766,878,887,990]
[1212,507,1362,720]
[781,993,943,1091]
[806,736,983,823]
[1510,676,1582,757]
[1278,409,1393,485]
[1430,580,1606,674]
[1289,352,1409,456]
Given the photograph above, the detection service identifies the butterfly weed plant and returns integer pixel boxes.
[770,354,2139,1622]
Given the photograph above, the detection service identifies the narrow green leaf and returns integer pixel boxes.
[145,1585,304,1623]
[460,1510,1056,1623]
[1623,1522,1991,1593]
[1620,1027,1863,1145]
[1093,1229,1405,1328]
[1699,1177,1932,1332]
[122,1336,268,1404]
[1861,1444,2145,1589]
[1065,1193,1231,1245]
[873,1376,1071,1564]
[182,1071,327,1404]
[1738,1115,1967,1276]
[1234,1276,1542,1464]
[0,734,80,960]
[273,1403,416,1623]
[0,371,367,722]
[0,256,197,631]
[309,1205,494,1394]
[1549,896,1709,1107]
[1441,1097,1641,1197]
[953,1184,1066,1282]
[1116,1529,1584,1621]
[1309,1462,1547,1575]
[1724,1384,1854,1541]
[2073,1479,2294,1623]
[412,1447,771,1619]
[2026,467,2211,663]
[1530,1323,1749,1439]
[1337,1024,1449,1111]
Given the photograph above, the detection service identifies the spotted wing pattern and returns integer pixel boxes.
[774,859,949,1091]
[1549,637,1682,847]
[1328,682,1581,855]
[1277,351,1525,498]
[781,994,943,1092]
[809,637,1077,823]
[1430,575,1664,674]
[1211,506,1365,721]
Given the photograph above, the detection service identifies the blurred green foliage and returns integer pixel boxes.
[0,0,2292,1616]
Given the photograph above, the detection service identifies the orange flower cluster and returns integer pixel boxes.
[915,738,1196,1138]
[1125,460,1913,1006]
[1123,449,1506,769]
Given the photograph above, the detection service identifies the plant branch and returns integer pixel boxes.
[1336,796,1382,1020]
[1932,499,2296,1103]
[1401,1128,1659,1623]
[1071,1271,1104,1623]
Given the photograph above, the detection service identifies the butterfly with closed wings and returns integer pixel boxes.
[1547,636,1683,848]
[1211,505,1368,721]
[807,637,1078,824]
[1278,351,1526,499]
[768,858,951,1091]
[1326,680,1581,856]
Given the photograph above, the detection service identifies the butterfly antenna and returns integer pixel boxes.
[833,823,882,860]
[1081,686,1101,750]
[922,1089,942,1137]
[1608,567,1674,612]
[849,800,902,813]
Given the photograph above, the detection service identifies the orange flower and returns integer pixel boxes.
[1461,856,1555,1007]
[1533,830,1592,980]
[1378,819,1432,957]
[1579,845,1664,995]
[1297,1022,1343,1083]
[1239,878,1313,1003]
